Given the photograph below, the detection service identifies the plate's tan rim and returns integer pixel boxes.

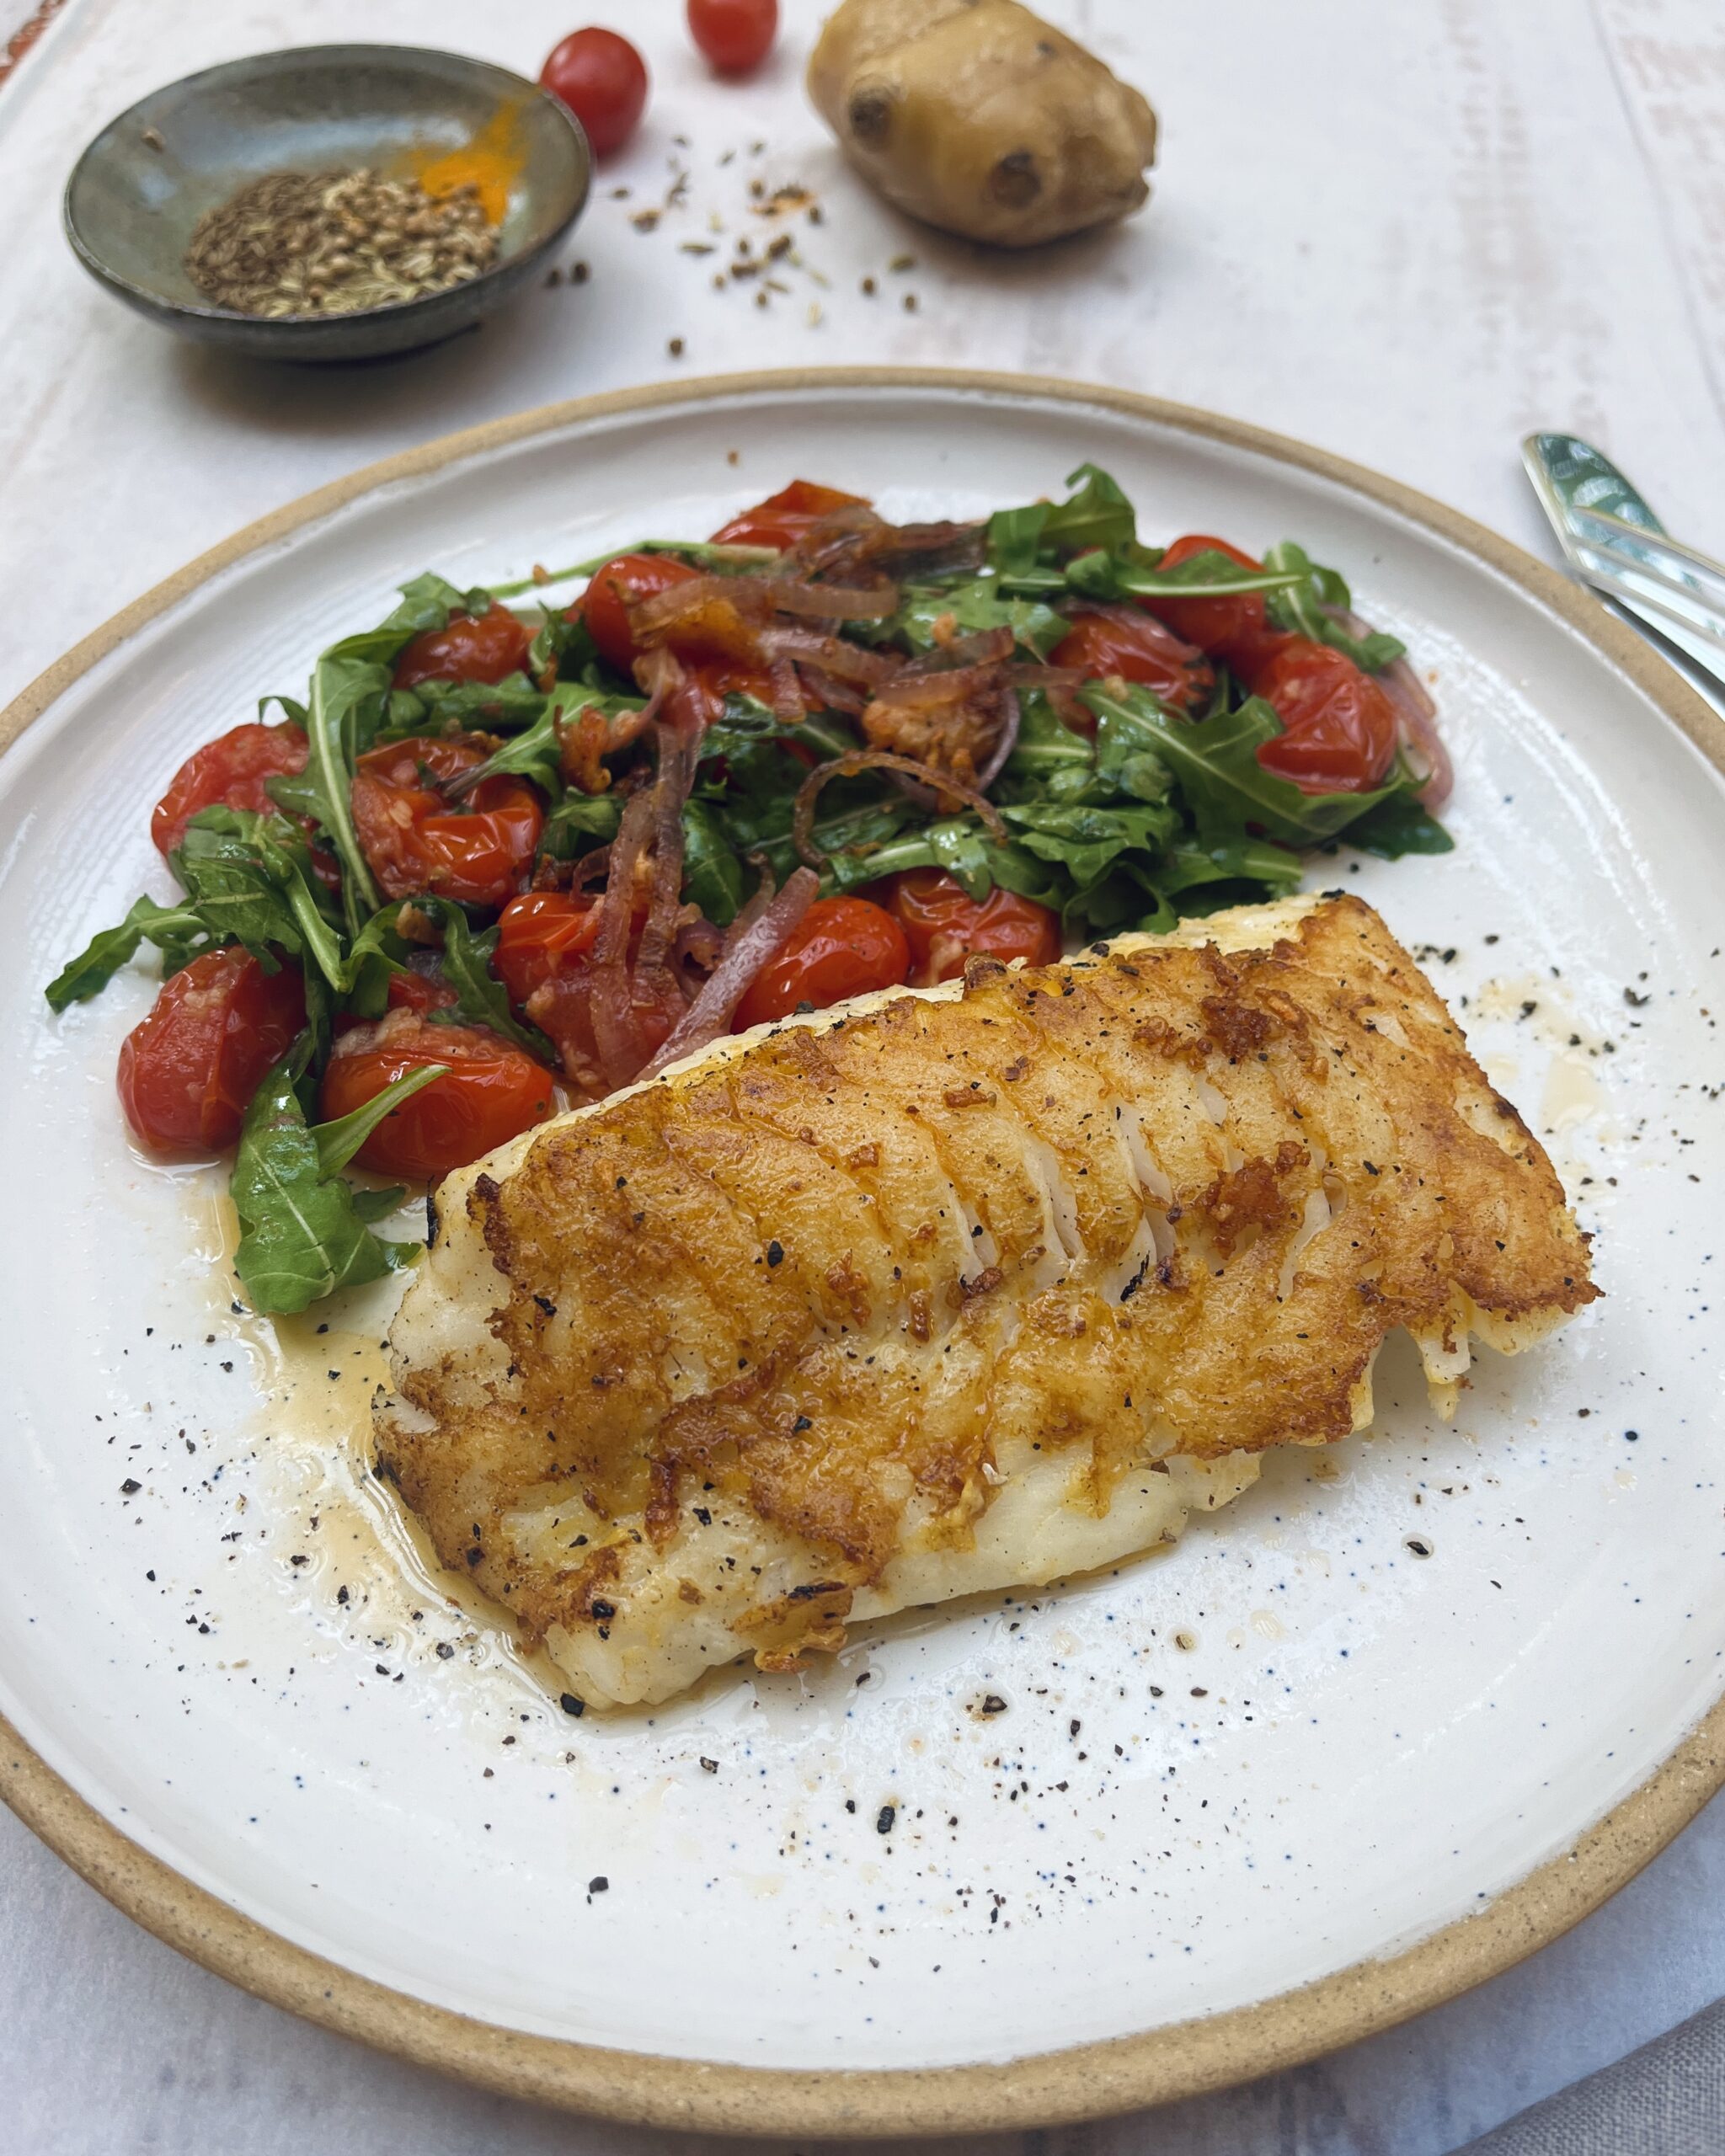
[3,368,1722,2138]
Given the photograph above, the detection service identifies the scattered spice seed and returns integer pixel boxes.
[668,336,685,357]
[876,1804,895,1834]
[861,275,877,295]
[889,252,916,271]
[903,292,918,312]
[572,260,590,284]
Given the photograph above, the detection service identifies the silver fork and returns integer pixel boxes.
[1521,433,1725,707]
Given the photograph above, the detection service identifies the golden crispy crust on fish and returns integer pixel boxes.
[377,895,1596,1702]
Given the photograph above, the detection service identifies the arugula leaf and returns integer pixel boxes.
[171,809,345,990]
[1080,685,1409,848]
[1263,542,1406,670]
[230,1048,444,1315]
[44,896,208,1011]
[999,799,1180,890]
[334,905,413,1018]
[291,575,482,936]
[1066,547,1305,605]
[539,788,623,862]
[1340,792,1455,859]
[411,896,558,1061]
[1161,838,1305,899]
[554,538,782,579]
[889,579,1069,659]
[394,672,546,732]
[1001,689,1096,787]
[681,800,745,926]
[460,684,645,798]
[986,503,1049,578]
[1041,462,1137,557]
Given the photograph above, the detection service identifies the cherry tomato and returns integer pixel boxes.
[393,602,533,691]
[873,871,1062,988]
[575,552,699,675]
[539,28,649,158]
[117,948,305,1155]
[1048,611,1214,723]
[494,890,601,1010]
[1252,638,1399,794]
[733,897,909,1029]
[384,968,458,1016]
[321,1014,556,1181]
[687,0,777,75]
[151,722,309,857]
[350,734,542,909]
[708,478,864,550]
[1135,535,1288,679]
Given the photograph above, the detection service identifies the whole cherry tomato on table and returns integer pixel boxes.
[687,0,777,75]
[151,722,309,857]
[320,1014,555,1181]
[539,28,649,158]
[1251,638,1399,794]
[1048,611,1213,722]
[733,896,909,1030]
[350,734,542,909]
[708,478,865,549]
[872,871,1062,987]
[393,602,533,691]
[1134,534,1289,680]
[574,553,699,674]
[117,948,306,1155]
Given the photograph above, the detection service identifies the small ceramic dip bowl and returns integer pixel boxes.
[64,44,590,361]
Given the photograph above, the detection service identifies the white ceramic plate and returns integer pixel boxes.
[3,374,1722,2136]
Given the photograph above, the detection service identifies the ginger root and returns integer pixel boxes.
[807,0,1156,248]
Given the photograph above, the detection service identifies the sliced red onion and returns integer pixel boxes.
[766,577,900,621]
[768,656,804,722]
[757,624,904,686]
[587,788,654,1091]
[1324,605,1452,808]
[796,664,868,717]
[640,867,821,1076]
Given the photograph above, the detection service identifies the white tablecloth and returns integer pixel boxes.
[3,1,1723,2148]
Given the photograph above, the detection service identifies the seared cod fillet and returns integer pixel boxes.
[377,894,1597,1706]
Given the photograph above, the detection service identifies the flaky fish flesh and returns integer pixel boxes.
[377,894,1597,1706]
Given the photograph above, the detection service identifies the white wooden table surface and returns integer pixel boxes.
[2,1,1722,2148]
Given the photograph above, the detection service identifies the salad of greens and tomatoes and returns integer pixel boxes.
[46,466,1450,1317]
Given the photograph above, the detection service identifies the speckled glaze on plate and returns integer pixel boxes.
[1,372,1722,2137]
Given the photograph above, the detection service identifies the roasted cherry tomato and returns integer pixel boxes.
[393,601,533,691]
[151,722,309,857]
[538,27,649,157]
[873,870,1062,987]
[1252,638,1399,794]
[709,478,868,551]
[384,968,458,1016]
[687,0,777,74]
[494,890,601,1010]
[1048,610,1214,722]
[1135,534,1288,680]
[733,897,909,1030]
[574,552,699,675]
[320,1014,555,1180]
[350,734,542,908]
[117,948,305,1155]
